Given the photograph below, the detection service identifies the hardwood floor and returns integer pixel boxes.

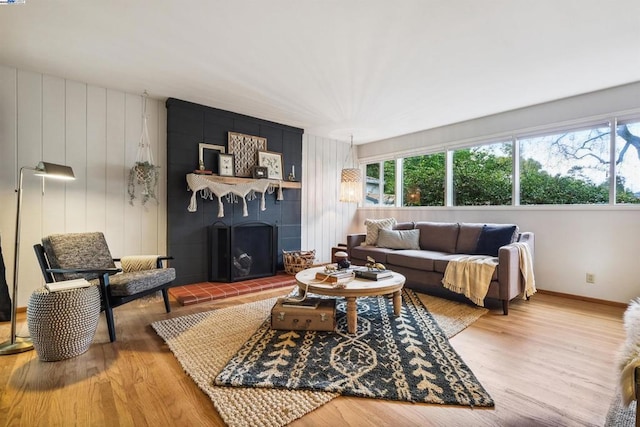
[0,288,627,426]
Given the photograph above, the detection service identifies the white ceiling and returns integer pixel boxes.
[1,1,639,144]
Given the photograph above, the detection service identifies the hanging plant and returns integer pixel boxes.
[128,91,160,206]
[128,161,160,206]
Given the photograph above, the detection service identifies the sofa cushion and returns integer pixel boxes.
[364,217,396,246]
[415,222,459,253]
[393,222,415,231]
[377,229,420,250]
[386,250,440,272]
[474,224,517,257]
[350,245,395,265]
[456,223,485,254]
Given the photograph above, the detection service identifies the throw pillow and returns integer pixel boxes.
[474,224,517,257]
[364,218,397,246]
[377,229,421,250]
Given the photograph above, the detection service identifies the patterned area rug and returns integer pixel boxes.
[152,291,488,427]
[215,289,494,406]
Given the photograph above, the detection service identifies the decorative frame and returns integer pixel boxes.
[257,150,283,180]
[218,153,235,177]
[252,166,268,179]
[198,143,226,171]
[228,132,267,177]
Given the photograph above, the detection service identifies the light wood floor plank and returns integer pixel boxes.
[0,289,626,426]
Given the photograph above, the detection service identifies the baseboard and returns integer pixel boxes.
[536,289,628,308]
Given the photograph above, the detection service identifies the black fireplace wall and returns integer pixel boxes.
[166,98,303,286]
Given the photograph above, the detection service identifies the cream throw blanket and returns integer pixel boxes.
[442,242,536,306]
[512,242,537,299]
[442,255,498,307]
[120,255,159,272]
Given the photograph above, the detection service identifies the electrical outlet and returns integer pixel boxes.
[586,273,595,284]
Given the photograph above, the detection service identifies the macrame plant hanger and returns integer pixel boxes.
[128,91,160,206]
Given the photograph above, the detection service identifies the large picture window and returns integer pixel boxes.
[615,121,640,204]
[360,114,640,208]
[402,153,445,206]
[365,161,396,206]
[519,125,611,205]
[452,142,512,206]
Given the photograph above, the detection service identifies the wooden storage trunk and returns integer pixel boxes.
[271,298,336,331]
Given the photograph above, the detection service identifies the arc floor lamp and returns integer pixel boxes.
[0,161,75,355]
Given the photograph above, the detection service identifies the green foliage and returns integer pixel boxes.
[396,142,640,206]
[128,161,160,206]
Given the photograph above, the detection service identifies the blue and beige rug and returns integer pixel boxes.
[152,290,489,427]
[214,289,494,407]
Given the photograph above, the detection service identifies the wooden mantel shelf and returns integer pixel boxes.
[191,174,301,189]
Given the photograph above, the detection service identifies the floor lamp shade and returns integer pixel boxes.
[0,161,75,355]
[339,168,362,203]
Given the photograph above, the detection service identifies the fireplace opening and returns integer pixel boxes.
[208,221,277,282]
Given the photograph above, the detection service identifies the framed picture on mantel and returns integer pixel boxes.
[228,132,267,177]
[257,150,283,180]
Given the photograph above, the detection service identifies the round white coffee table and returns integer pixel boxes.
[295,266,405,334]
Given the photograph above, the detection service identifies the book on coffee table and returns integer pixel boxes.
[353,268,393,281]
[315,270,354,283]
[45,278,91,292]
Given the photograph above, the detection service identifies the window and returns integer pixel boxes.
[402,153,445,206]
[519,125,611,205]
[615,121,640,204]
[365,161,396,206]
[452,142,512,206]
[360,115,640,207]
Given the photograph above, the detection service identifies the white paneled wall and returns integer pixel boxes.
[0,66,167,307]
[301,135,359,263]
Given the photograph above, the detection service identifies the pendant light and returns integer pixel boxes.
[339,135,362,203]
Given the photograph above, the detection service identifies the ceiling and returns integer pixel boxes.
[1,1,639,144]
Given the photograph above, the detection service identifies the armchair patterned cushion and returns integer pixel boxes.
[35,232,176,342]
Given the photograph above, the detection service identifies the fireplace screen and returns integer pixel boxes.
[209,221,277,282]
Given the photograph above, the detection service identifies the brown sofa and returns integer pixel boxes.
[346,221,535,314]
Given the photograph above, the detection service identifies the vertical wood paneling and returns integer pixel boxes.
[16,70,44,306]
[42,75,67,236]
[0,67,168,307]
[65,81,87,232]
[123,94,142,256]
[86,85,107,233]
[105,89,126,256]
[141,96,160,254]
[0,66,17,289]
[301,135,357,263]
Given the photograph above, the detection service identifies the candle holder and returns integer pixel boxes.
[288,165,296,181]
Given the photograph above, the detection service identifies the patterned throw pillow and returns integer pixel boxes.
[364,218,397,246]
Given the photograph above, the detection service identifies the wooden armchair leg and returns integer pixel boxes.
[104,306,116,342]
[162,289,171,313]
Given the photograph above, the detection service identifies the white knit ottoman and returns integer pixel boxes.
[27,285,101,361]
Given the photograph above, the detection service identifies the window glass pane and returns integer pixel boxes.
[452,142,512,206]
[365,161,395,206]
[402,153,445,206]
[519,125,610,205]
[615,121,640,204]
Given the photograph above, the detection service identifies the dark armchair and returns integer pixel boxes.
[34,232,176,342]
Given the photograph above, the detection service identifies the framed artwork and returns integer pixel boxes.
[228,132,267,177]
[218,153,235,177]
[257,150,283,180]
[252,166,268,179]
[198,143,226,172]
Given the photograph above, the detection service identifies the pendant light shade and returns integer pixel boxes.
[339,168,362,203]
[339,134,362,203]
